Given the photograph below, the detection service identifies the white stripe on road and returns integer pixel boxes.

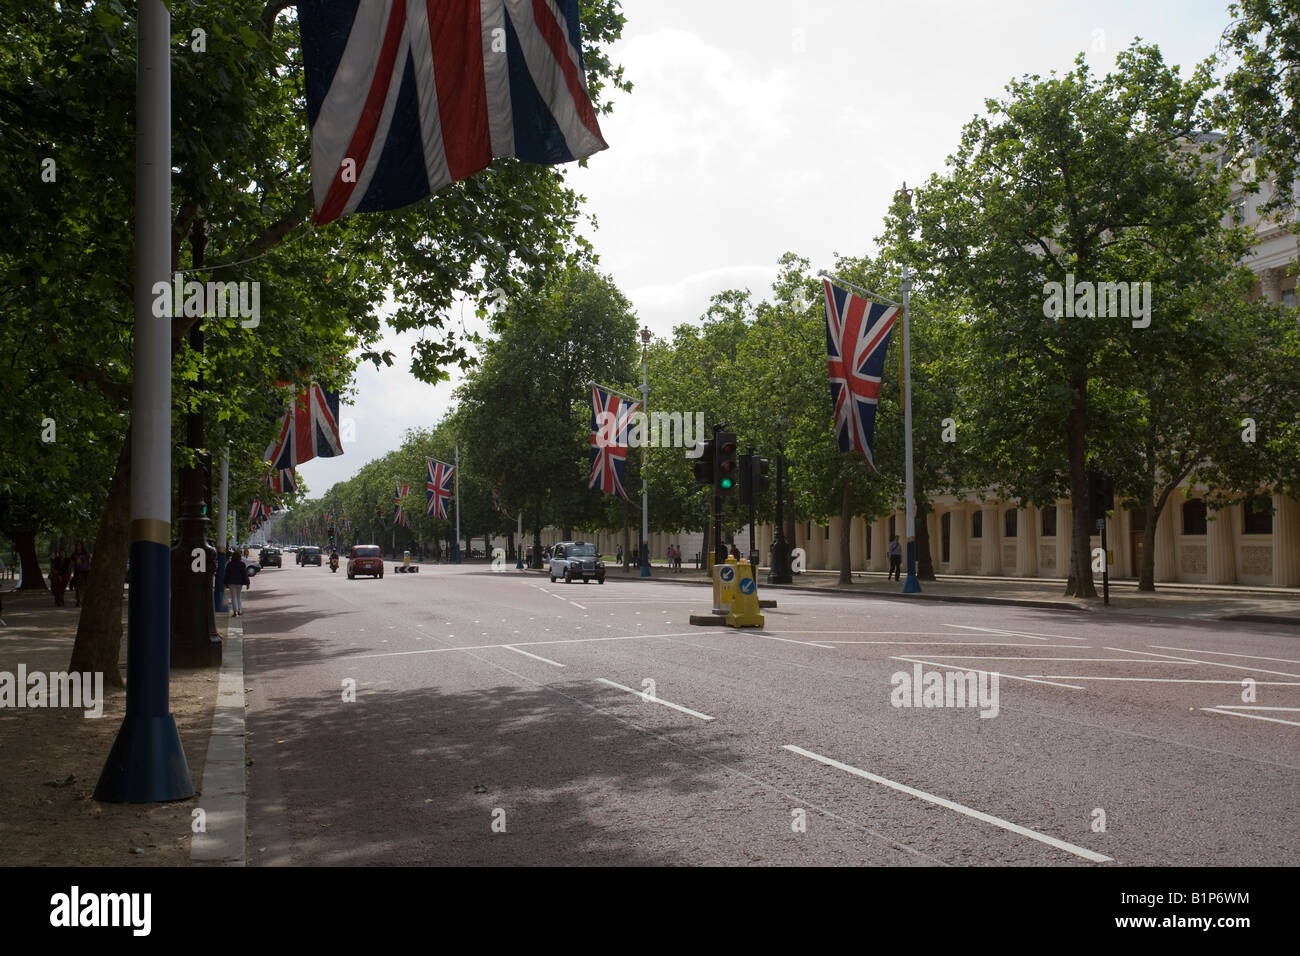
[740,633,835,650]
[596,678,715,721]
[904,656,1188,663]
[1105,646,1300,680]
[1149,646,1300,666]
[893,656,1084,690]
[502,645,566,668]
[945,624,1089,642]
[1022,676,1300,685]
[1212,705,1300,711]
[347,632,702,661]
[1201,707,1300,728]
[816,642,1087,648]
[782,744,1113,863]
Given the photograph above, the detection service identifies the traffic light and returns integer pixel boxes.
[1087,469,1114,522]
[328,524,336,545]
[753,456,771,496]
[715,432,738,495]
[738,452,754,504]
[692,439,715,485]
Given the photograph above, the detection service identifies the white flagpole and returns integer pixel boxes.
[901,264,920,593]
[454,444,462,564]
[639,328,651,577]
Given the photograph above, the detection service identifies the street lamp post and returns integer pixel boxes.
[639,327,651,577]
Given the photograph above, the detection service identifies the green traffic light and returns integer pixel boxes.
[721,478,733,489]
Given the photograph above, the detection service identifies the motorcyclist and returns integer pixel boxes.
[329,549,339,572]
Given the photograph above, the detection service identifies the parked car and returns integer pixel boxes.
[259,547,282,568]
[299,546,322,567]
[347,544,384,579]
[548,541,605,584]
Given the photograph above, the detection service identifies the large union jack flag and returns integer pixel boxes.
[298,0,609,226]
[426,458,454,519]
[588,385,639,500]
[249,499,270,531]
[264,384,345,473]
[823,279,898,471]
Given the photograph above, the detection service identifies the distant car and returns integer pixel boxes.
[548,541,605,584]
[348,544,384,579]
[299,546,322,567]
[259,547,282,568]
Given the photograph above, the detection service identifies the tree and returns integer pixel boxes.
[914,45,1237,597]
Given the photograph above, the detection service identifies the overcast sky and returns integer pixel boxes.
[296,0,1232,497]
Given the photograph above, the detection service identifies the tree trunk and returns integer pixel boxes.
[1064,373,1097,597]
[915,492,936,581]
[1139,504,1159,592]
[12,531,47,590]
[838,480,853,585]
[69,436,131,687]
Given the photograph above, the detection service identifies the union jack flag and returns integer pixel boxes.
[249,499,270,530]
[264,384,344,473]
[394,480,411,527]
[266,466,296,495]
[299,0,608,226]
[426,458,454,519]
[588,385,639,500]
[823,279,897,471]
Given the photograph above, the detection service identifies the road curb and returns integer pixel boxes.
[191,612,246,867]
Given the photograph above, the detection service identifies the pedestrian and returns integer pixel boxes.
[224,549,251,616]
[887,535,902,581]
[674,545,683,572]
[616,544,623,565]
[665,544,674,571]
[49,550,70,607]
[729,543,741,561]
[70,541,91,607]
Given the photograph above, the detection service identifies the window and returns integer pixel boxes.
[889,516,896,539]
[1242,496,1273,535]
[1004,509,1017,538]
[1129,505,1147,532]
[865,525,872,557]
[1182,499,1207,535]
[825,524,830,539]
[1283,289,1296,308]
[941,513,951,562]
[971,510,983,539]
[1041,506,1057,537]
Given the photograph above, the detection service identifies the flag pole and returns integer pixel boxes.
[96,0,194,802]
[639,328,652,577]
[901,263,920,593]
[454,444,462,564]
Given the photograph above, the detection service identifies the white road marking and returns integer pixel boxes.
[1149,646,1300,667]
[1021,676,1300,685]
[906,655,1187,664]
[893,656,1084,690]
[741,633,835,649]
[944,624,1089,643]
[1212,705,1300,711]
[815,641,1087,648]
[345,631,702,661]
[596,678,715,721]
[1105,646,1300,680]
[1200,707,1300,728]
[502,645,566,668]
[782,745,1112,863]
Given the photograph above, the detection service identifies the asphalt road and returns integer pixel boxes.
[241,559,1300,866]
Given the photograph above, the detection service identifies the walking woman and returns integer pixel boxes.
[224,549,251,616]
[49,550,70,607]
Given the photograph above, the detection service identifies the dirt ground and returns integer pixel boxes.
[0,587,220,866]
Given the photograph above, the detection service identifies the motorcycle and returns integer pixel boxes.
[329,554,339,573]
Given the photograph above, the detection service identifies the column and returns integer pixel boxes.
[1015,505,1038,577]
[1206,502,1237,584]
[1261,266,1286,304]
[1154,503,1177,583]
[1112,505,1130,578]
[981,504,1001,575]
[948,504,968,573]
[1055,501,1071,577]
[1273,493,1300,587]
[810,523,827,570]
[870,517,889,571]
[850,517,867,570]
